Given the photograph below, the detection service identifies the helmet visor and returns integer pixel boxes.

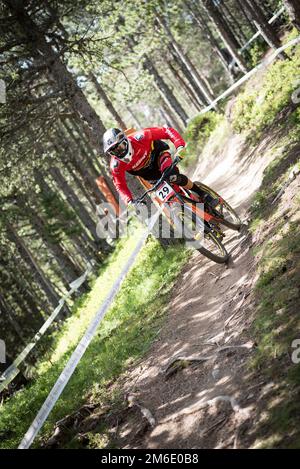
[108,138,128,159]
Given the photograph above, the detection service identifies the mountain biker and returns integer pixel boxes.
[103,126,218,208]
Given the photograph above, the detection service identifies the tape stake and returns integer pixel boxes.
[0,263,93,393]
[187,36,300,121]
[239,6,286,53]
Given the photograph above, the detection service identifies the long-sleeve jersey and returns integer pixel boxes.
[110,126,185,204]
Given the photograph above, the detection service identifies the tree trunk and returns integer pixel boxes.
[161,102,184,133]
[64,117,119,203]
[202,0,248,73]
[157,14,215,106]
[243,0,283,50]
[64,159,96,212]
[54,125,106,207]
[3,249,48,323]
[34,169,101,259]
[6,242,51,317]
[219,1,247,43]
[164,59,198,113]
[127,106,143,128]
[17,195,83,287]
[5,222,64,313]
[0,293,27,344]
[186,1,236,82]
[12,0,116,201]
[8,0,106,149]
[89,73,126,129]
[62,119,103,176]
[60,123,102,181]
[283,0,300,31]
[166,59,202,111]
[49,167,100,245]
[235,0,257,33]
[159,107,174,128]
[168,42,207,106]
[69,234,92,264]
[143,56,188,126]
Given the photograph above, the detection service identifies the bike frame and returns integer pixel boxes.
[136,158,226,228]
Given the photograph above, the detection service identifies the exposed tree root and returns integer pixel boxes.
[127,394,156,427]
[163,342,254,378]
[164,394,252,425]
[44,403,99,447]
[164,355,212,378]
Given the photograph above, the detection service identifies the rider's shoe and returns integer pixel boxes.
[203,193,219,209]
[191,183,219,209]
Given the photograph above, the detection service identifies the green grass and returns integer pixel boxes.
[182,111,223,168]
[0,227,188,449]
[232,35,300,142]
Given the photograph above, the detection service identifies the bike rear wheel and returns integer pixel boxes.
[170,204,229,264]
[194,181,241,231]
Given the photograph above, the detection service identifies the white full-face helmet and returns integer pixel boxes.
[103,128,132,160]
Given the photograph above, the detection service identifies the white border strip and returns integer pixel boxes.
[18,211,160,449]
[187,36,300,120]
[0,263,93,393]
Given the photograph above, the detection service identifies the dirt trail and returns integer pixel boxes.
[115,123,280,449]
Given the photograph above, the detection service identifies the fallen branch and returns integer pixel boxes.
[233,418,252,449]
[200,416,227,437]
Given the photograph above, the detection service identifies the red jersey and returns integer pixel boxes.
[110,126,185,203]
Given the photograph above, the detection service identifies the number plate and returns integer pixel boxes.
[155,181,175,202]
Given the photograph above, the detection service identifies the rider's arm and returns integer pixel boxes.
[111,161,133,204]
[146,126,186,149]
[146,126,185,172]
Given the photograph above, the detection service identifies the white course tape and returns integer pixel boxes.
[0,262,93,393]
[188,35,300,120]
[18,211,160,449]
[239,6,286,53]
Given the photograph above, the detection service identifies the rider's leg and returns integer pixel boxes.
[169,173,218,207]
[160,153,218,206]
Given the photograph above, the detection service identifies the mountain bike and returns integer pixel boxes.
[135,155,241,264]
